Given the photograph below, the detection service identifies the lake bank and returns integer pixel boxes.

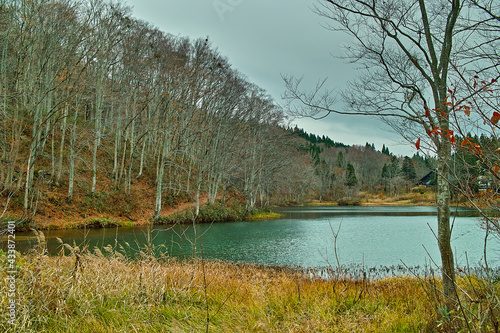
[0,188,471,232]
[1,202,283,232]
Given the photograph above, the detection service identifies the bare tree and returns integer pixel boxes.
[446,0,500,238]
[0,0,356,229]
[283,0,465,303]
[5,0,94,217]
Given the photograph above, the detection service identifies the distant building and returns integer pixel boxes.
[417,170,436,186]
[477,175,493,191]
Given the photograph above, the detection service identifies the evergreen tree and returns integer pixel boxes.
[389,155,399,177]
[345,163,358,187]
[381,144,391,155]
[401,156,416,181]
[337,151,345,169]
[381,163,390,179]
[309,143,322,164]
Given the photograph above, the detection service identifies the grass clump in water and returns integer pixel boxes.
[246,209,282,220]
[153,201,246,224]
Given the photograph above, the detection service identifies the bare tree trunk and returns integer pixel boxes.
[196,177,202,217]
[112,122,121,182]
[67,105,79,202]
[55,104,68,186]
[437,136,456,302]
[125,119,135,194]
[91,106,101,194]
[23,146,36,216]
[209,174,221,204]
[91,74,105,194]
[136,138,146,178]
[154,159,164,218]
[51,126,55,179]
[118,137,127,189]
[154,136,170,218]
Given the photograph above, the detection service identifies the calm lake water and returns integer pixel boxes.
[2,206,499,271]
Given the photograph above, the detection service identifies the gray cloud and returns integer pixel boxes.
[125,0,415,156]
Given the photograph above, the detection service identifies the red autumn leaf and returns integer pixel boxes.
[464,105,471,116]
[460,139,468,147]
[474,75,479,79]
[494,164,499,175]
[439,110,448,118]
[492,78,497,84]
[425,107,430,117]
[442,97,453,107]
[491,112,500,125]
[415,138,421,150]
[450,136,457,145]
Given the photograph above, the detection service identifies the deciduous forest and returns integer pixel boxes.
[0,0,436,227]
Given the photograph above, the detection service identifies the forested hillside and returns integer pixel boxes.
[288,127,433,202]
[0,0,432,227]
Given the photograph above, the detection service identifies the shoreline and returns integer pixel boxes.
[3,198,473,232]
[2,207,284,232]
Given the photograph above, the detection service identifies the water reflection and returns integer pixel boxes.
[274,205,481,218]
[1,206,497,270]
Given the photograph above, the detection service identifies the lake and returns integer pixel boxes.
[2,206,498,272]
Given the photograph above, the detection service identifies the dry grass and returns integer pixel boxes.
[361,191,437,206]
[246,211,282,221]
[0,246,441,332]
[1,233,497,332]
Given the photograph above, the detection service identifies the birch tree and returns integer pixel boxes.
[89,1,129,194]
[8,0,90,217]
[152,37,194,218]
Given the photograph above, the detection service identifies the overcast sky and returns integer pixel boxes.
[123,0,415,156]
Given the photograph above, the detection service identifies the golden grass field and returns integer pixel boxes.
[1,252,435,332]
[2,232,498,333]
